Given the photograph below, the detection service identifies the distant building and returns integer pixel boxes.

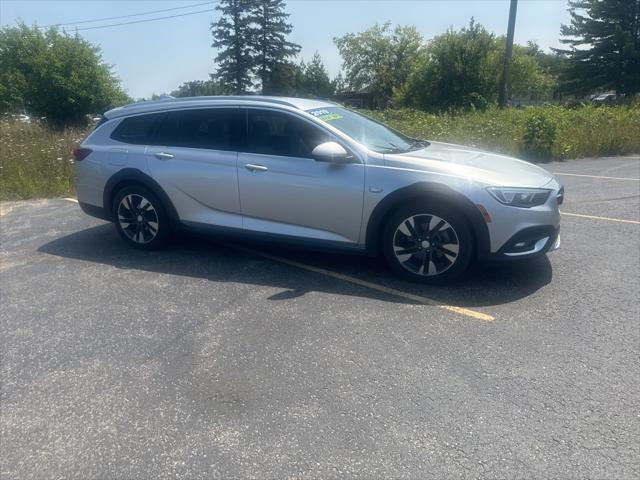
[331,89,375,109]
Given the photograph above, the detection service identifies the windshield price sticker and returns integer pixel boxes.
[308,109,343,122]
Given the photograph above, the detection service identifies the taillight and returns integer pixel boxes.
[72,147,92,161]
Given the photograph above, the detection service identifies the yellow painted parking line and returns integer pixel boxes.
[62,194,493,319]
[63,197,79,203]
[228,244,494,322]
[552,172,640,181]
[0,205,14,217]
[562,212,640,224]
[61,190,492,319]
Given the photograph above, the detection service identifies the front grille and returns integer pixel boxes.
[557,186,565,205]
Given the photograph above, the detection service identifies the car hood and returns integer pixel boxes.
[383,141,556,188]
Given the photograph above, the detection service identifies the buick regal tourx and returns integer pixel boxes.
[75,96,562,283]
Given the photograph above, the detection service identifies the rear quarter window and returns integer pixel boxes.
[110,113,162,145]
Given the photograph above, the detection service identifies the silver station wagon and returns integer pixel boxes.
[74,96,562,283]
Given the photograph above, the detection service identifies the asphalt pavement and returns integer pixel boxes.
[1,156,639,479]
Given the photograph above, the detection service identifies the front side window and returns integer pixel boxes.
[306,107,428,154]
[111,113,162,145]
[153,108,240,151]
[246,109,330,158]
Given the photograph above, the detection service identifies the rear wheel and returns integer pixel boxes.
[382,203,473,284]
[112,185,170,250]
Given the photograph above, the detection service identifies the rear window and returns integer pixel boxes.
[110,113,162,145]
[152,108,240,151]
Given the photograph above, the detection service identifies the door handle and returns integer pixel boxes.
[245,164,268,172]
[154,152,174,160]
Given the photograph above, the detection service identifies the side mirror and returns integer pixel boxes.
[311,141,350,163]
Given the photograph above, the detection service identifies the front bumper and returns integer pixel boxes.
[472,178,563,261]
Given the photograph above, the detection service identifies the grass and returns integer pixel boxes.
[1,104,638,200]
[363,103,640,162]
[0,121,89,201]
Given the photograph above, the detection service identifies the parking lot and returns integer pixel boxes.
[1,156,639,479]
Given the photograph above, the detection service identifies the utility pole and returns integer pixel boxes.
[499,0,518,108]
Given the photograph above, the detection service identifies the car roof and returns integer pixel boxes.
[103,96,338,119]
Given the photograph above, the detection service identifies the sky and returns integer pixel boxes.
[1,0,572,99]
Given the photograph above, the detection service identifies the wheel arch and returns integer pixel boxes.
[365,182,491,260]
[103,168,180,225]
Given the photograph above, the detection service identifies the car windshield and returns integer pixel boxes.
[306,107,429,154]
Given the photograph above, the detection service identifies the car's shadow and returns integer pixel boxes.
[38,224,553,308]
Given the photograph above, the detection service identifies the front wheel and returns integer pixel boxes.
[112,185,170,250]
[382,203,473,284]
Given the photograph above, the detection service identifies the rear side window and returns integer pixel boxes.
[153,108,240,151]
[110,113,162,145]
[245,109,330,158]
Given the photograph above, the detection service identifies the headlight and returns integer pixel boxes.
[487,187,551,208]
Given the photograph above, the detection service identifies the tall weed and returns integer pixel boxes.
[1,104,639,200]
[365,104,640,161]
[1,121,88,200]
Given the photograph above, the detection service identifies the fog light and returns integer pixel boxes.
[504,237,550,256]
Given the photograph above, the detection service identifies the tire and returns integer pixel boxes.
[382,202,473,284]
[112,185,171,250]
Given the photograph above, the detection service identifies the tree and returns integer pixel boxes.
[397,21,557,111]
[260,61,303,95]
[391,26,424,91]
[398,19,496,111]
[332,72,347,94]
[334,23,423,106]
[555,0,640,96]
[300,52,334,98]
[490,40,556,102]
[211,0,255,94]
[525,41,566,80]
[260,53,335,98]
[171,78,225,97]
[250,0,300,93]
[0,23,129,126]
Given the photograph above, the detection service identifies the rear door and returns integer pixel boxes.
[147,107,243,228]
[237,108,365,244]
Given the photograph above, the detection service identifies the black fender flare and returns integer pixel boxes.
[364,182,491,260]
[103,168,180,225]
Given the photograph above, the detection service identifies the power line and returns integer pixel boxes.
[69,8,217,32]
[40,1,215,28]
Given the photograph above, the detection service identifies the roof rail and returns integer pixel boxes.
[121,95,299,110]
[105,95,336,119]
[120,95,175,109]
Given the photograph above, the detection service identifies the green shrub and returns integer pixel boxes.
[521,112,556,162]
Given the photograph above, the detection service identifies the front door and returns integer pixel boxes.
[237,108,365,244]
